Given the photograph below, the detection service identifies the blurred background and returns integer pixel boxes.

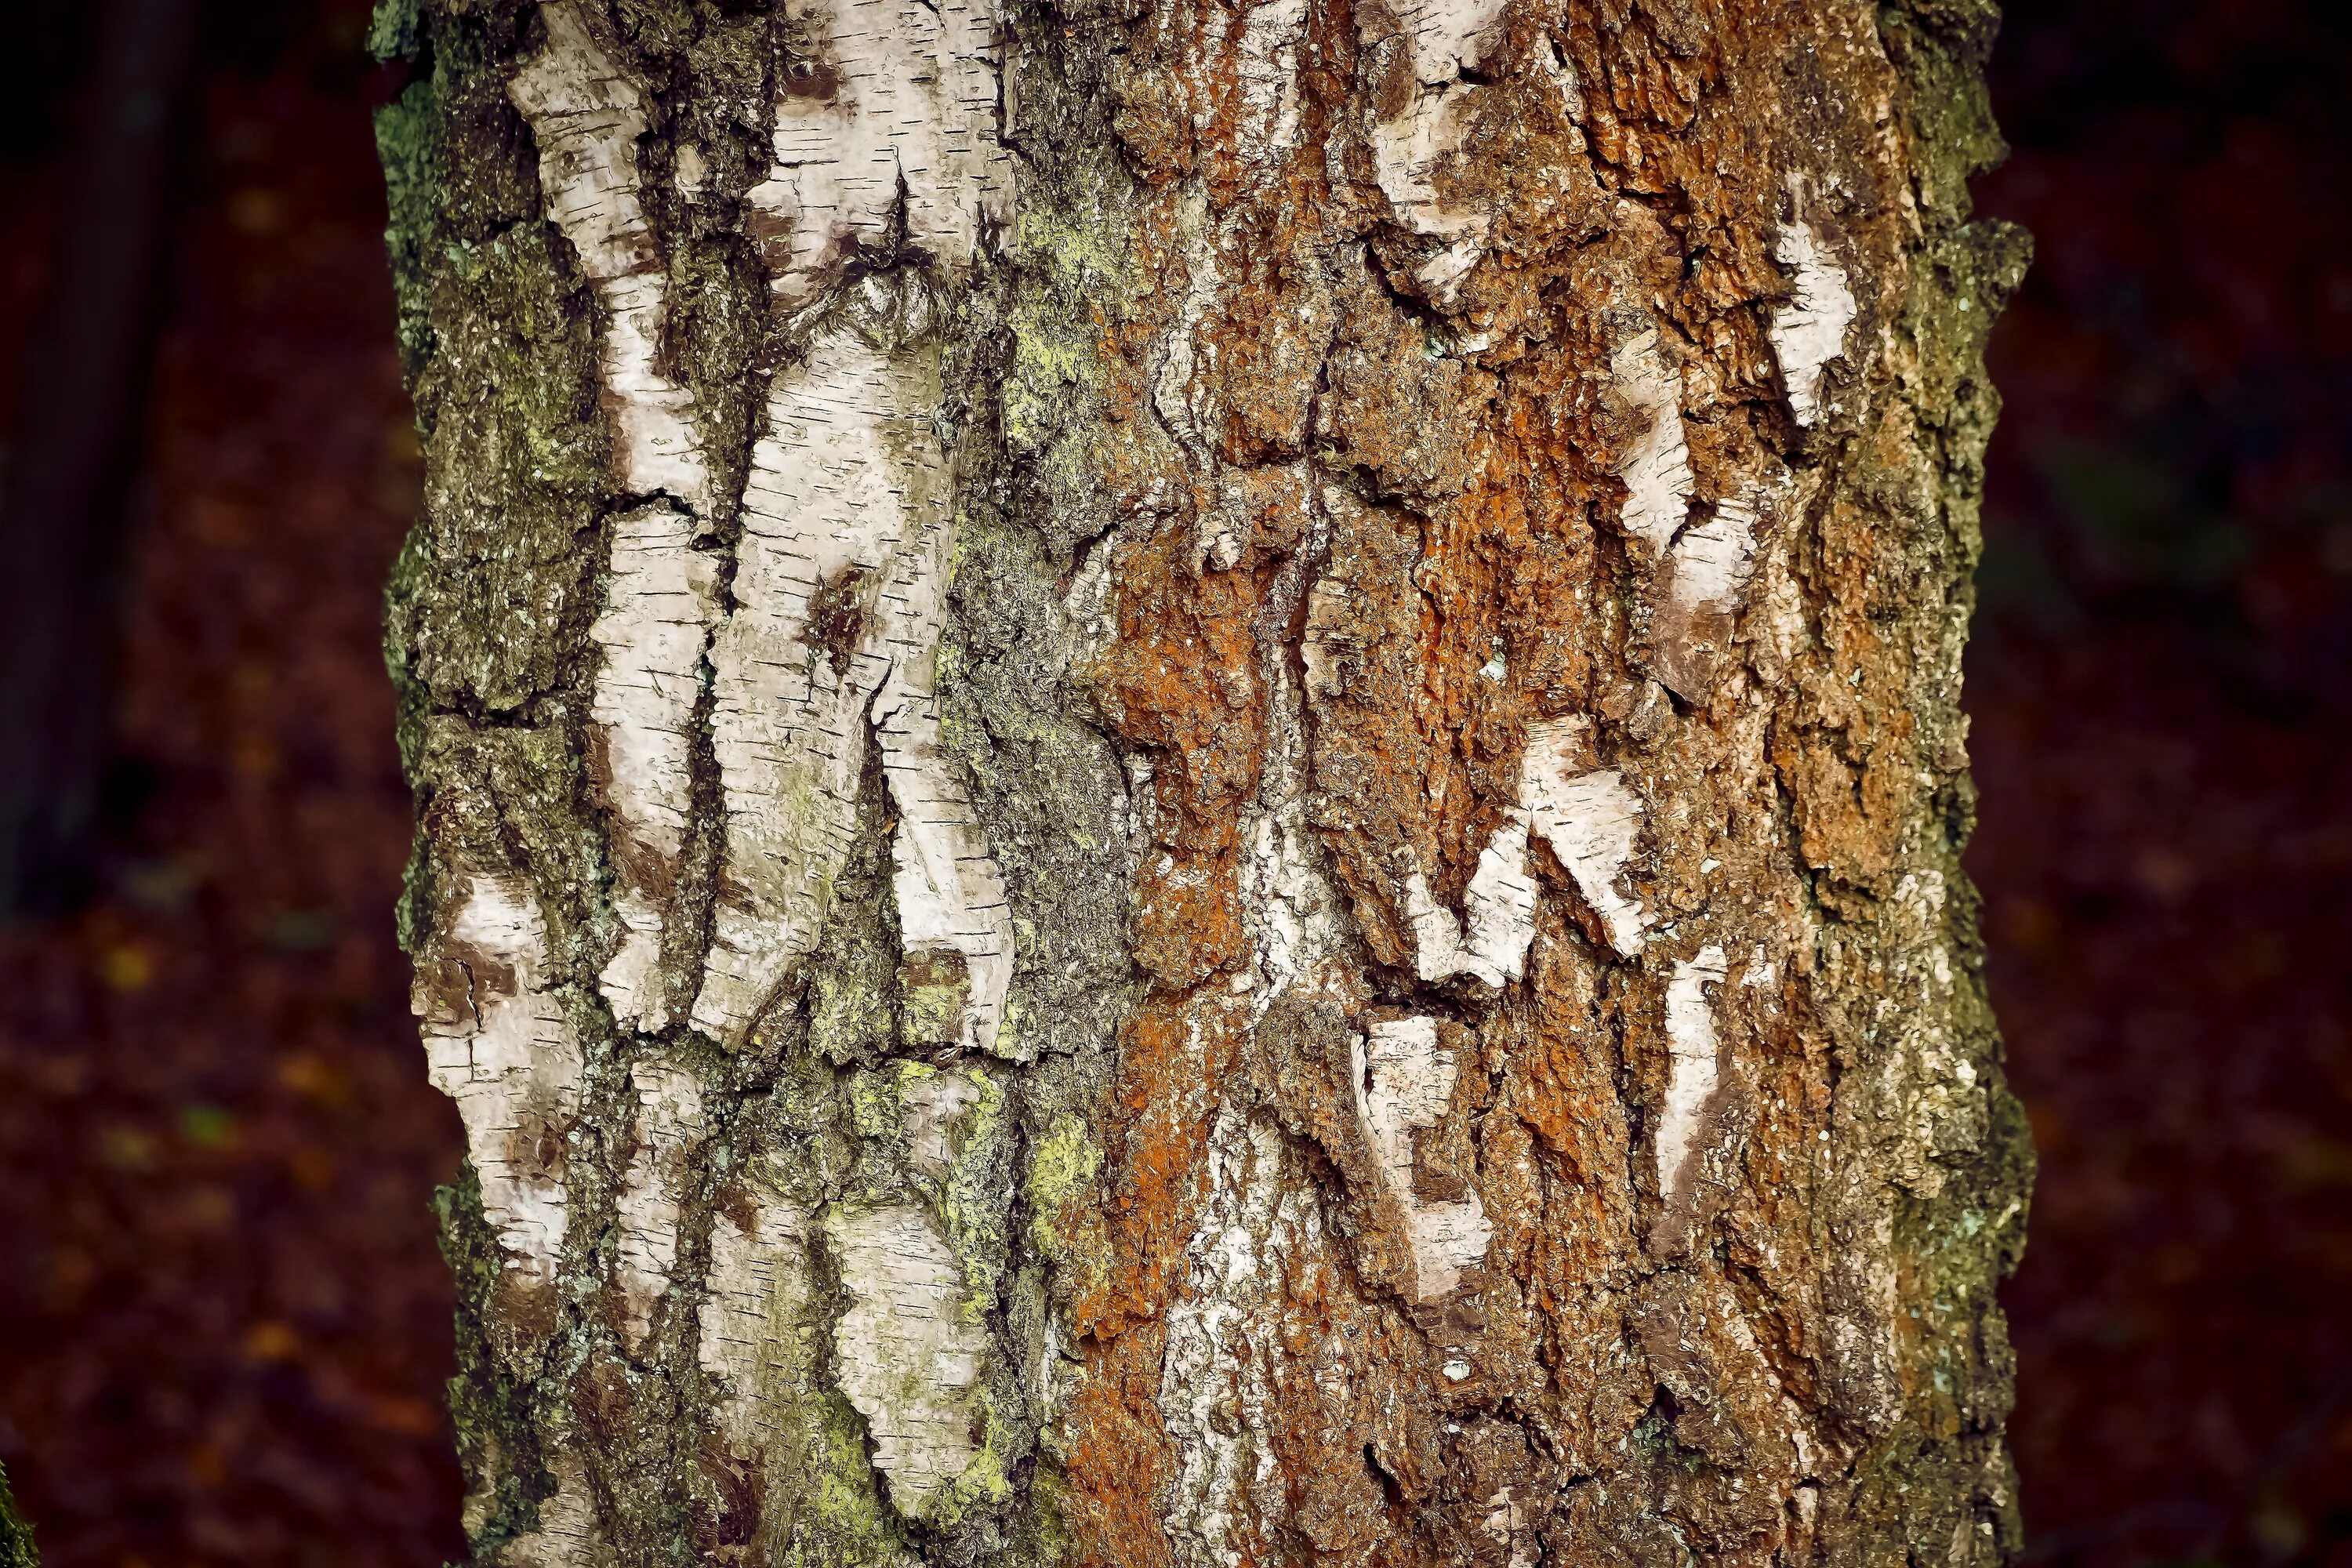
[0,0,2345,1564]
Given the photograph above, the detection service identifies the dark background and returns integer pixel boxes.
[0,1,2347,1563]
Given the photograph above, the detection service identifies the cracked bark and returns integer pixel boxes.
[379,0,2031,1562]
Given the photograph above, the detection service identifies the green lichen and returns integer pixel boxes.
[434,1170,556,1559]
[1022,1112,1101,1263]
[938,1072,1014,1323]
[804,762,905,1067]
[373,78,441,381]
[924,1380,1028,1530]
[367,0,422,63]
[793,1388,913,1566]
[0,1463,34,1568]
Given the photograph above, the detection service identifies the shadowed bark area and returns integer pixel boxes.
[379,0,2026,1563]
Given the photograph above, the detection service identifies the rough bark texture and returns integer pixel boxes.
[375,0,2030,1561]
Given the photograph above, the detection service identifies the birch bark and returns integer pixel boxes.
[376,0,2031,1561]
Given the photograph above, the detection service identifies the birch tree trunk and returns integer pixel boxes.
[375,0,2031,1561]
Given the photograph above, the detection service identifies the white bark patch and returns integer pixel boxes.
[1402,812,1539,989]
[694,328,1014,1056]
[418,874,583,1283]
[1162,1111,1324,1566]
[1667,489,1762,615]
[1483,1487,1534,1568]
[1519,720,1648,957]
[1768,223,1858,428]
[699,1174,812,1459]
[1353,1016,1490,1301]
[831,1203,991,1519]
[1654,485,1764,702]
[612,1060,707,1347]
[497,1454,605,1568]
[590,505,720,1033]
[1243,623,1352,1011]
[1236,0,1310,172]
[698,0,1021,1054]
[1610,325,1693,554]
[1367,0,1508,300]
[508,2,708,507]
[1657,946,1728,1201]
[746,0,1011,310]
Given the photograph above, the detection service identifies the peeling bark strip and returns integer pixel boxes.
[383,0,2027,1562]
[508,0,709,507]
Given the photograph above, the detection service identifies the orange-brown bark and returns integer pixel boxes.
[1054,0,2029,1560]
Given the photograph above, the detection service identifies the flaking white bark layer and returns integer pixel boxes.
[695,0,1021,1056]
[1367,0,1509,299]
[1354,1015,1491,1301]
[1519,719,1650,958]
[418,874,583,1283]
[1161,1112,1323,1567]
[1403,811,1540,990]
[1768,221,1858,428]
[1657,945,1729,1200]
[612,1059,707,1346]
[1236,0,1310,176]
[1667,489,1762,618]
[508,1,709,507]
[1610,325,1693,554]
[831,1203,992,1518]
[1654,484,1768,700]
[699,1173,811,1460]
[1243,633,1352,1011]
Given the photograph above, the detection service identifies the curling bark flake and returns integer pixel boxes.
[1768,220,1862,429]
[383,0,2031,1559]
[1608,324,1694,555]
[507,1,709,507]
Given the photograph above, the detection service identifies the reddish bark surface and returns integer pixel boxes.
[0,0,2341,1565]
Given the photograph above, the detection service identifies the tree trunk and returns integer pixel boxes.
[375,0,2031,1561]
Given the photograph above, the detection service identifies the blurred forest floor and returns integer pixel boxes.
[0,2,2346,1566]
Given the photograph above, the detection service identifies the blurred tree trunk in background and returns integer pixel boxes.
[0,0,199,916]
[376,0,2031,1562]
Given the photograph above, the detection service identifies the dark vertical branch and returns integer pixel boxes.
[0,0,201,916]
